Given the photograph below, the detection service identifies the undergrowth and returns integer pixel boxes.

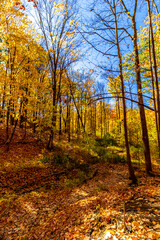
[40,153,90,172]
[95,133,117,147]
[40,153,91,188]
[78,134,126,164]
[40,134,126,189]
[82,134,126,164]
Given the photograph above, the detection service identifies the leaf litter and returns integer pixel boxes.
[0,128,160,239]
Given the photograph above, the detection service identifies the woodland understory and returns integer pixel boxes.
[0,126,160,240]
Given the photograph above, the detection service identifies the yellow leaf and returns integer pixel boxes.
[109,230,115,234]
[132,221,139,228]
[147,231,160,240]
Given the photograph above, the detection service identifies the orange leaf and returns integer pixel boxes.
[131,237,139,240]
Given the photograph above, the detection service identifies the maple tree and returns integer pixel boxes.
[0,0,48,147]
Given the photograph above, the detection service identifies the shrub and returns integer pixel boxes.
[94,147,126,163]
[111,154,126,163]
[40,156,51,163]
[54,154,63,164]
[41,153,90,173]
[95,133,117,147]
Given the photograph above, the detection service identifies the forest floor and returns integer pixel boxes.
[0,126,160,240]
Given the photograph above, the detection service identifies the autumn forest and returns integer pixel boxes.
[0,0,160,239]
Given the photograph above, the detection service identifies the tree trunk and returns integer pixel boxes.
[147,0,160,155]
[47,72,57,150]
[113,0,137,183]
[6,102,10,141]
[59,95,62,139]
[132,16,152,173]
[148,27,160,154]
[94,103,97,137]
[5,119,18,151]
[100,101,103,138]
[120,0,152,174]
[67,98,71,142]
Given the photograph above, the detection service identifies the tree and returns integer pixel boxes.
[30,0,79,149]
[0,0,48,149]
[81,0,137,182]
[110,0,137,183]
[120,0,152,174]
[108,75,122,135]
[146,0,160,155]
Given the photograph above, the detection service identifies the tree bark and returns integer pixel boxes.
[113,0,137,183]
[148,26,160,154]
[132,16,152,173]
[147,0,160,155]
[120,0,152,174]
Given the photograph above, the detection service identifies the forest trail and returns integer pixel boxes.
[0,127,160,240]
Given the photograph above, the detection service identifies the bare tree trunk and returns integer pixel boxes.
[67,97,71,142]
[120,0,152,174]
[132,17,152,173]
[47,73,57,150]
[59,96,62,139]
[117,96,121,133]
[6,103,10,141]
[148,27,160,154]
[23,108,27,141]
[100,101,103,138]
[1,80,6,122]
[113,0,137,183]
[84,94,87,132]
[72,109,74,136]
[5,119,18,151]
[147,0,160,155]
[103,102,107,135]
[69,84,85,132]
[5,97,23,150]
[94,103,97,137]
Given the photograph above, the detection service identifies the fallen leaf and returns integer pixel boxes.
[131,237,139,240]
[132,221,139,228]
[147,231,160,240]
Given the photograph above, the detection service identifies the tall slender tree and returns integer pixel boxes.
[31,0,79,149]
[120,0,152,173]
[146,0,160,155]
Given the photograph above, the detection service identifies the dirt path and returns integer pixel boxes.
[0,160,160,240]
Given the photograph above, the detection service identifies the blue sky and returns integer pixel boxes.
[24,0,160,109]
[75,0,160,109]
